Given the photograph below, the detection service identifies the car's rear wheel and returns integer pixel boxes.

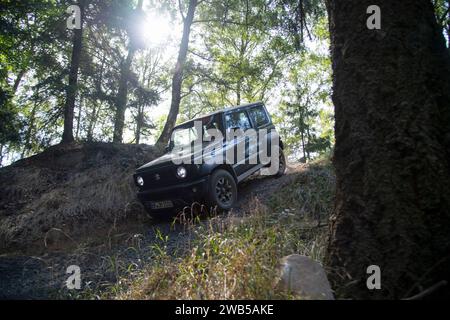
[206,169,237,212]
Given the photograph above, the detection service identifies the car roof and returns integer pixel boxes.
[175,101,264,128]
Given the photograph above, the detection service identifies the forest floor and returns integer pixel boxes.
[0,143,334,299]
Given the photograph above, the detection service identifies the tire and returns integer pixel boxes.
[206,169,237,211]
[275,148,287,177]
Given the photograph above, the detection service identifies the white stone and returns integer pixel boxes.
[276,254,334,300]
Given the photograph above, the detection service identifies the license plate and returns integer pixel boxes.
[149,200,173,210]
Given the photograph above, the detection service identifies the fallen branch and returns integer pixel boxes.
[403,280,447,300]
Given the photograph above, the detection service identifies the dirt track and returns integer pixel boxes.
[0,164,302,299]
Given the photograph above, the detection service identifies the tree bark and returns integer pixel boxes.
[112,0,143,143]
[12,69,26,94]
[156,0,198,146]
[299,108,307,161]
[447,1,450,50]
[87,100,99,142]
[0,144,3,167]
[305,123,311,160]
[61,0,84,144]
[87,53,106,142]
[75,95,83,140]
[113,50,135,143]
[135,59,149,145]
[325,0,450,299]
[21,99,37,158]
[135,102,143,144]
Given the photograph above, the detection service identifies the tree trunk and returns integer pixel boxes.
[236,0,249,106]
[305,122,311,160]
[300,130,306,161]
[12,69,26,94]
[156,0,198,146]
[135,60,149,145]
[113,50,135,143]
[299,110,307,161]
[135,101,143,144]
[87,100,99,142]
[112,0,143,143]
[22,100,37,158]
[447,1,450,50]
[61,0,84,144]
[236,83,241,106]
[87,54,106,142]
[75,95,83,140]
[325,0,450,299]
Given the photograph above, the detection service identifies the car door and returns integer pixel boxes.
[224,109,253,176]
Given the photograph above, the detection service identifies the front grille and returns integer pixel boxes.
[140,166,178,189]
[138,164,198,190]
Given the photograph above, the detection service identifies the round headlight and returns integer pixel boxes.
[176,166,187,179]
[136,176,144,186]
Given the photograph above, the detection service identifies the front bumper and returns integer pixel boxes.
[137,177,209,213]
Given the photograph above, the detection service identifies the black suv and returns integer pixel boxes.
[134,102,286,217]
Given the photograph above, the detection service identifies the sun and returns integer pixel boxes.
[140,13,172,46]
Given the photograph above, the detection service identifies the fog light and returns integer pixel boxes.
[176,166,187,179]
[136,176,144,186]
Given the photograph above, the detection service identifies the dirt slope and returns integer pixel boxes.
[0,158,305,299]
[0,142,159,254]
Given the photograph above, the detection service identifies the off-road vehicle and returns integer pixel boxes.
[134,102,286,217]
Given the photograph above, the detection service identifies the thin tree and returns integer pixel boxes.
[325,0,450,298]
[62,0,85,143]
[113,0,144,143]
[157,0,199,146]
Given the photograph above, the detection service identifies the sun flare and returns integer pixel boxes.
[140,13,172,45]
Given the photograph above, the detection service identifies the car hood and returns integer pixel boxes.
[136,141,222,173]
[136,152,180,172]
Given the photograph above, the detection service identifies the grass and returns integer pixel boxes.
[88,160,335,300]
[0,142,158,254]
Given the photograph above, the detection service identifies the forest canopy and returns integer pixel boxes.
[0,0,334,166]
[2,0,448,166]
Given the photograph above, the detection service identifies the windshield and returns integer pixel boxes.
[170,116,220,151]
[172,126,199,149]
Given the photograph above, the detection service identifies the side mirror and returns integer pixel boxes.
[165,141,174,153]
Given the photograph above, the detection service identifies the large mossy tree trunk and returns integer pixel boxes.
[326,0,450,299]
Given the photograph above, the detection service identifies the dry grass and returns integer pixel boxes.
[0,142,158,254]
[100,160,335,300]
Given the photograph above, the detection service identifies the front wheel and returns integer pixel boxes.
[275,148,286,177]
[206,169,237,212]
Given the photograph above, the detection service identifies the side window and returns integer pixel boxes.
[225,111,252,131]
[248,106,269,128]
[203,119,220,141]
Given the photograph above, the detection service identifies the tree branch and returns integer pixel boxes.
[178,0,186,21]
[403,281,448,300]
